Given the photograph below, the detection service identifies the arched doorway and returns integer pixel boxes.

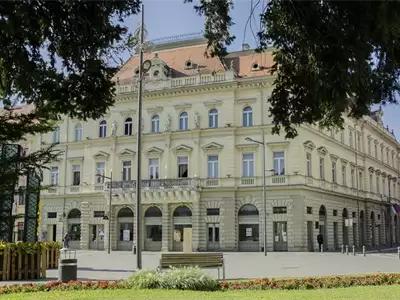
[117,207,134,251]
[173,206,192,251]
[144,206,162,251]
[394,215,398,244]
[359,210,365,246]
[238,204,259,252]
[319,205,327,250]
[370,211,375,246]
[67,209,81,249]
[342,208,349,246]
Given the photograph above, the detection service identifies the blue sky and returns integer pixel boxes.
[122,0,400,140]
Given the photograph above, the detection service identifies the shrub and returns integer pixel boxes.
[129,267,220,291]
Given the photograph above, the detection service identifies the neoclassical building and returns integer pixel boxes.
[15,35,400,252]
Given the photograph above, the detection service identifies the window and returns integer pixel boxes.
[124,118,133,136]
[208,108,218,128]
[273,152,285,175]
[307,207,313,214]
[95,162,105,184]
[17,222,24,241]
[358,171,363,190]
[242,106,253,127]
[53,126,60,143]
[242,153,254,177]
[99,120,107,138]
[273,207,287,214]
[18,189,25,205]
[387,149,390,164]
[72,165,81,186]
[376,176,380,194]
[381,147,384,162]
[75,124,82,142]
[177,156,188,178]
[342,165,346,185]
[340,131,344,143]
[306,153,312,177]
[332,162,337,183]
[357,133,361,151]
[319,157,325,180]
[333,210,338,216]
[149,158,159,179]
[392,153,395,167]
[47,212,57,219]
[349,130,353,148]
[383,178,386,195]
[368,139,371,155]
[179,111,188,130]
[207,208,220,216]
[374,144,378,159]
[351,169,355,188]
[51,167,59,185]
[369,173,373,192]
[122,161,132,181]
[94,211,105,218]
[151,115,160,133]
[207,155,219,178]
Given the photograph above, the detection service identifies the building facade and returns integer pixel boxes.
[16,36,400,252]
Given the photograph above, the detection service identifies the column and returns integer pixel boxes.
[56,222,64,242]
[161,203,170,251]
[80,201,90,250]
[192,198,201,251]
[221,196,236,251]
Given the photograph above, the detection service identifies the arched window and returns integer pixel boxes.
[208,108,218,128]
[151,115,160,133]
[238,204,259,216]
[53,126,60,143]
[173,205,192,217]
[242,106,253,127]
[68,209,81,219]
[124,118,133,136]
[75,124,82,142]
[145,206,162,217]
[179,112,188,131]
[118,207,134,218]
[99,120,107,138]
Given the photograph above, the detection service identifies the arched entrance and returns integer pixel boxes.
[117,207,134,251]
[319,205,327,250]
[67,209,81,249]
[238,204,260,252]
[173,206,192,251]
[370,211,375,246]
[144,206,162,251]
[342,208,349,246]
[359,210,365,246]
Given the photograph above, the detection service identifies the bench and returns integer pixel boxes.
[158,252,225,279]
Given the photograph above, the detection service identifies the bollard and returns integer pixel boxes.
[346,245,349,255]
[341,244,344,254]
[398,247,400,259]
[363,245,366,257]
[353,245,356,256]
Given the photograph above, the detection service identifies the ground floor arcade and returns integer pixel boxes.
[39,188,400,252]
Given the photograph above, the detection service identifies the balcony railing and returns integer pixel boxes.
[105,178,195,190]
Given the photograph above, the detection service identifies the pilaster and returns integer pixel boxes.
[80,201,90,250]
[192,200,201,251]
[161,203,170,251]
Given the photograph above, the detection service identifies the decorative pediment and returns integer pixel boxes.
[146,147,164,155]
[172,144,193,153]
[340,158,348,165]
[376,169,381,175]
[368,166,375,173]
[317,146,328,156]
[67,156,84,163]
[236,97,257,104]
[118,149,136,157]
[388,174,393,180]
[267,141,290,150]
[174,102,192,110]
[202,142,223,152]
[349,162,356,168]
[93,151,110,160]
[382,172,387,178]
[146,105,164,114]
[303,140,316,151]
[204,99,223,109]
[119,110,136,117]
[236,143,259,150]
[329,154,339,162]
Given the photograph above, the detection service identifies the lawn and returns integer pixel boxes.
[4,285,400,300]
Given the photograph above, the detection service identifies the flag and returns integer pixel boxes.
[391,204,400,215]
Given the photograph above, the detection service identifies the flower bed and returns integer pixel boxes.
[1,273,400,295]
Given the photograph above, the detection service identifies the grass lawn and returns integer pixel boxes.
[3,285,400,300]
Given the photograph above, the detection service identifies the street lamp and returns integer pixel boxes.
[96,171,112,254]
[245,132,273,256]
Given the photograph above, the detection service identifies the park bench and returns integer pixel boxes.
[158,252,225,279]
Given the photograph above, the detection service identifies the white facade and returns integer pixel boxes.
[16,38,400,252]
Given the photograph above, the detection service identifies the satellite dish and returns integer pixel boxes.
[142,60,152,72]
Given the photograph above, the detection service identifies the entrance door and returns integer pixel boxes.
[89,224,105,250]
[333,222,338,249]
[307,221,314,252]
[118,222,133,251]
[273,222,288,251]
[47,224,57,242]
[207,223,220,251]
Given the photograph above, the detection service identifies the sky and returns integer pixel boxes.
[121,0,400,140]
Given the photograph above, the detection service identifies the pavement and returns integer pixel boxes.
[1,250,400,285]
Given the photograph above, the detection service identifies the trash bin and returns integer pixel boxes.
[58,249,78,283]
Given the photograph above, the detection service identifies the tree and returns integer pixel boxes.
[191,0,400,138]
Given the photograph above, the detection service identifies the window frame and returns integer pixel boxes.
[242,106,253,127]
[242,152,255,177]
[151,114,160,133]
[124,118,133,136]
[207,155,219,178]
[208,108,219,128]
[99,120,107,138]
[179,111,189,131]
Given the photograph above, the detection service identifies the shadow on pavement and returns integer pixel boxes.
[78,267,134,273]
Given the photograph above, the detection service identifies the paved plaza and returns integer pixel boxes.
[2,250,400,285]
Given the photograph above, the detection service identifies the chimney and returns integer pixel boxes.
[242,43,250,51]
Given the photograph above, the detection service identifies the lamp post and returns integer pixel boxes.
[96,171,112,254]
[245,132,273,256]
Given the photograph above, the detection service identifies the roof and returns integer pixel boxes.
[113,42,275,85]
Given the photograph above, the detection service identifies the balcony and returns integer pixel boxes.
[105,178,197,191]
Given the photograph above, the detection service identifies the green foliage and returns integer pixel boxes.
[129,267,220,291]
[0,241,61,255]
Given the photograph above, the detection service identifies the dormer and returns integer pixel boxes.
[149,53,170,81]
